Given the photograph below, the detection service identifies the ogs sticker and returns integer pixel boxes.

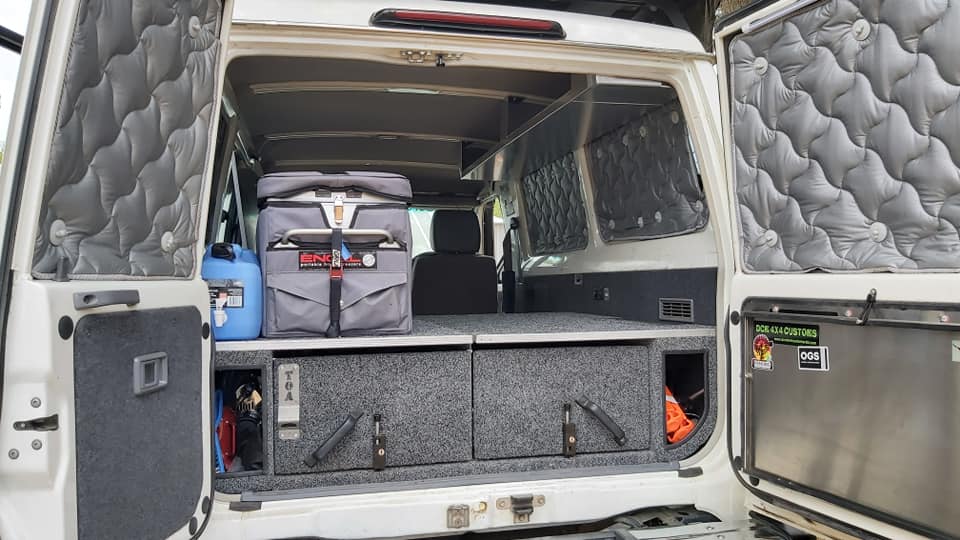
[798,346,829,371]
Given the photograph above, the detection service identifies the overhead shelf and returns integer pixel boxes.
[461,76,676,183]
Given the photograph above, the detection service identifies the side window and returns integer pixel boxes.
[520,152,589,255]
[409,207,436,257]
[586,94,709,242]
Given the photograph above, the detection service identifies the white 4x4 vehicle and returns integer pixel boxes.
[0,1,957,539]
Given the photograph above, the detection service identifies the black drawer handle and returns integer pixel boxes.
[304,410,363,467]
[576,396,627,446]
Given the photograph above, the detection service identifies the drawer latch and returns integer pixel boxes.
[372,414,386,471]
[562,403,576,457]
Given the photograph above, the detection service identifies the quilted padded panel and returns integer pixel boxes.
[732,0,960,271]
[521,152,588,255]
[33,0,223,278]
[587,99,708,242]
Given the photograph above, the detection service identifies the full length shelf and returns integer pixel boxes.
[215,312,715,351]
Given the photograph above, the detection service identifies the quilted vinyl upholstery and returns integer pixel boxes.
[732,0,960,271]
[521,152,589,255]
[587,99,708,242]
[33,0,222,278]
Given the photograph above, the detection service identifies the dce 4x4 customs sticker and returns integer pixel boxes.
[751,321,821,372]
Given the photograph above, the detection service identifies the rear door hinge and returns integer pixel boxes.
[496,494,545,523]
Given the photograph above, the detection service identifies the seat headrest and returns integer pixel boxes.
[431,210,481,254]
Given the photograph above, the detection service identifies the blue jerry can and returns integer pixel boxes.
[202,243,263,341]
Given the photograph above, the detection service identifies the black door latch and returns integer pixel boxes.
[13,414,59,432]
[855,288,877,326]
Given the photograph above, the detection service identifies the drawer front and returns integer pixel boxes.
[274,350,471,474]
[474,345,650,459]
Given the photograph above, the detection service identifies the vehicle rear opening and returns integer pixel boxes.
[205,55,719,499]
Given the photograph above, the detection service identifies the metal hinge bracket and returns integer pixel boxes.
[496,494,545,523]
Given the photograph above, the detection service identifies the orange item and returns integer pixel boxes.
[665,386,695,444]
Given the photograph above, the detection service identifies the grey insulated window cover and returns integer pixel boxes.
[33,0,223,278]
[521,152,589,255]
[587,99,708,242]
[731,0,960,272]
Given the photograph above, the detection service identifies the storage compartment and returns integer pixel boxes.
[664,351,707,445]
[473,345,650,459]
[273,350,472,474]
[215,368,265,475]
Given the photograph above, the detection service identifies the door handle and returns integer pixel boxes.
[74,290,140,310]
[279,228,395,246]
[576,396,627,446]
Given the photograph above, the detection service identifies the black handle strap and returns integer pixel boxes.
[211,242,236,260]
[576,396,627,446]
[501,217,518,313]
[304,410,363,467]
[326,228,343,338]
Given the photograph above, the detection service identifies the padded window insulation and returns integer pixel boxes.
[32,0,223,278]
[586,98,708,242]
[731,0,960,272]
[520,152,589,255]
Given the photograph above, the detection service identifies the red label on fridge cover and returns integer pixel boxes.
[298,251,377,270]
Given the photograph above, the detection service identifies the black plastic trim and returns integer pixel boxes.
[0,25,23,53]
[58,316,74,340]
[73,290,140,310]
[228,500,262,512]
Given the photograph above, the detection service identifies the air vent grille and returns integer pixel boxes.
[659,298,694,323]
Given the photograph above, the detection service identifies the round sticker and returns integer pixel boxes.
[752,334,773,370]
[362,253,376,268]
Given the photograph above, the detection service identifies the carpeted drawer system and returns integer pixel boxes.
[274,350,473,474]
[473,345,649,459]
[214,315,717,497]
